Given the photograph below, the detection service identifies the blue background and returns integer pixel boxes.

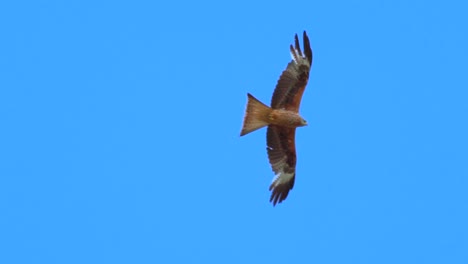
[1,1,467,263]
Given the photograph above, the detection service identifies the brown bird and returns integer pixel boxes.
[240,31,313,206]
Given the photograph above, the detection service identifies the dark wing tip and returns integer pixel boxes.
[269,176,295,206]
[302,31,313,63]
[294,33,302,57]
[269,187,289,206]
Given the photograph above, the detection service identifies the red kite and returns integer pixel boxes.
[240,31,313,206]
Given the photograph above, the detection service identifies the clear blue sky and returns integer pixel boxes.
[1,1,467,263]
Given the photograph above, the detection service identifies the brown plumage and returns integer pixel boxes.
[240,31,313,206]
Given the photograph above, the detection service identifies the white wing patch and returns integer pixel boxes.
[270,170,294,189]
[290,50,298,64]
[290,49,310,66]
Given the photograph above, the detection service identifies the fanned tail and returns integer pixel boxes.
[240,93,272,136]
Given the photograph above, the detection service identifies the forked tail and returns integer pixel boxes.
[240,93,272,136]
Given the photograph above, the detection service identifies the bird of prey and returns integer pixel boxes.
[240,31,313,206]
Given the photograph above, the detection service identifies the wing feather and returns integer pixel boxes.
[295,33,303,57]
[303,31,313,63]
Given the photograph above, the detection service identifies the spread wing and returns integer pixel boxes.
[267,125,297,206]
[270,31,313,112]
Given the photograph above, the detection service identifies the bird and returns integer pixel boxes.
[240,31,313,206]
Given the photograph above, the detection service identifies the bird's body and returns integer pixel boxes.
[240,31,313,206]
[268,109,307,128]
